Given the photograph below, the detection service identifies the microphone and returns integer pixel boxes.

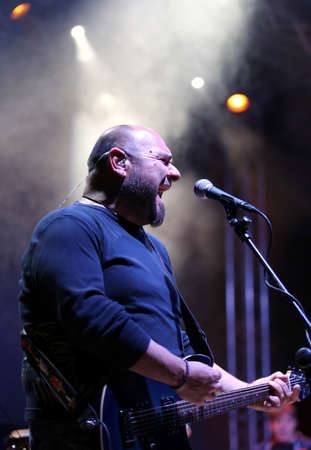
[295,347,311,370]
[194,179,258,213]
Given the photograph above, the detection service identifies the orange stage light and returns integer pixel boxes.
[227,93,250,113]
[10,3,31,20]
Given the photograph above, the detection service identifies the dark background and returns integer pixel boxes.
[1,1,311,448]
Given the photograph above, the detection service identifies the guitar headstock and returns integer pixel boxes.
[286,368,310,401]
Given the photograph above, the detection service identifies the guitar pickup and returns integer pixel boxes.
[119,409,137,447]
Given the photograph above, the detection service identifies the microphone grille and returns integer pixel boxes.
[194,179,214,198]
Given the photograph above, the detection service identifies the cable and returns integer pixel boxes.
[99,420,112,450]
[253,207,273,259]
[57,175,87,209]
[253,208,311,348]
[57,149,112,209]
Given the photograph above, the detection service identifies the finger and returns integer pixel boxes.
[269,380,286,400]
[268,384,301,408]
[209,369,222,382]
[270,372,288,382]
[192,398,207,406]
[273,380,301,403]
[213,382,224,394]
[267,395,281,408]
[198,399,208,405]
[274,378,290,396]
[289,385,301,402]
[263,399,273,408]
[205,394,216,402]
[270,371,286,379]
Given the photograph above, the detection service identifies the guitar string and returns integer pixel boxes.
[129,381,303,440]
[130,385,299,432]
[130,373,303,421]
[128,373,302,432]
[130,380,300,433]
[130,387,270,435]
[130,386,269,424]
[130,386,289,438]
[132,384,267,419]
[131,375,300,421]
[130,385,302,439]
[127,375,303,437]
[131,397,271,438]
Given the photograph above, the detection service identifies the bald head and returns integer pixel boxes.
[87,124,167,172]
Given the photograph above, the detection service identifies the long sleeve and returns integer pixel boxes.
[20,213,150,372]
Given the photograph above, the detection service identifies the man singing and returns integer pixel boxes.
[19,125,299,450]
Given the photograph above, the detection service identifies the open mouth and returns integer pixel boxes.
[157,177,171,198]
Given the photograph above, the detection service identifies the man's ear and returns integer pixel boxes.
[109,148,128,176]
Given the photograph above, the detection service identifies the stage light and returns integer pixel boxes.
[71,25,85,40]
[10,3,31,20]
[227,93,250,113]
[70,25,95,63]
[191,77,205,89]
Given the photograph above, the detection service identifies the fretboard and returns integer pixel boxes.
[129,370,305,440]
[172,383,270,426]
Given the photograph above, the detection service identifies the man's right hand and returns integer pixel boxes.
[131,339,224,405]
[176,361,222,405]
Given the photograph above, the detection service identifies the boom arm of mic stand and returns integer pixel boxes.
[223,203,311,335]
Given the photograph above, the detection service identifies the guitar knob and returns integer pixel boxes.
[85,419,99,429]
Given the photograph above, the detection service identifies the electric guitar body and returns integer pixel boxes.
[101,373,190,450]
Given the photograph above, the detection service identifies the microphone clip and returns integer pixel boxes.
[224,203,253,242]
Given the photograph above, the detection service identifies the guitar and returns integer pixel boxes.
[99,356,310,450]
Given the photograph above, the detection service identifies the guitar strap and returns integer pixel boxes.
[140,228,215,366]
[21,329,100,430]
[179,293,214,365]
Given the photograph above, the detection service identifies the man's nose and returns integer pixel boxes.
[168,163,181,182]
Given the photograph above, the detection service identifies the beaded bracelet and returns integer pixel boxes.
[170,359,190,390]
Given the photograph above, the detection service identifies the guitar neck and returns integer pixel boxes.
[175,384,270,425]
[173,383,271,426]
[115,369,307,447]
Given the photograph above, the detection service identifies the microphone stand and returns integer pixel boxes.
[223,202,311,371]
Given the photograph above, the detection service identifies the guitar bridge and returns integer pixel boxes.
[120,400,162,449]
